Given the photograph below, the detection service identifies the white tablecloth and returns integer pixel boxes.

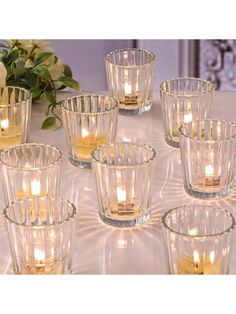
[1,90,236,274]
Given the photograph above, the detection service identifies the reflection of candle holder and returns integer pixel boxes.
[180,119,236,199]
[160,77,214,148]
[62,94,118,169]
[92,142,156,227]
[162,205,234,275]
[0,86,31,150]
[3,197,76,274]
[105,48,156,115]
[0,143,62,205]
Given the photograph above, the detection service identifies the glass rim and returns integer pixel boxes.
[3,196,77,227]
[160,77,215,96]
[91,141,156,168]
[105,48,156,67]
[62,94,118,115]
[162,205,235,238]
[0,86,31,107]
[0,143,62,171]
[179,119,236,142]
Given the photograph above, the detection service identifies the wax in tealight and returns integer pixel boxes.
[176,251,221,275]
[74,134,108,161]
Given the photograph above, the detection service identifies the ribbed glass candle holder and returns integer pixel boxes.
[105,48,156,115]
[3,196,76,274]
[160,77,214,147]
[180,119,236,199]
[162,205,234,275]
[0,143,62,205]
[62,94,118,168]
[92,142,156,227]
[0,86,32,150]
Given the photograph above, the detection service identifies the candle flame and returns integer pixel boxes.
[82,128,89,138]
[184,113,192,123]
[0,119,9,129]
[34,248,45,262]
[193,251,200,266]
[124,82,132,95]
[31,180,41,196]
[210,251,215,264]
[205,164,214,176]
[117,186,126,202]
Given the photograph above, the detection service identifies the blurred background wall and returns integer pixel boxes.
[2,40,236,91]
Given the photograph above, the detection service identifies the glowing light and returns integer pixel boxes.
[184,113,192,123]
[81,128,89,138]
[117,186,126,202]
[0,119,9,129]
[31,180,41,196]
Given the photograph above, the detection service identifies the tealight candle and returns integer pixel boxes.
[0,86,31,150]
[176,251,221,275]
[3,197,76,275]
[62,94,118,168]
[110,186,139,217]
[162,205,234,275]
[205,164,220,186]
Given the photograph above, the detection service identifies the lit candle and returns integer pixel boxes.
[205,164,220,186]
[110,186,139,217]
[121,81,141,106]
[34,248,45,268]
[0,117,21,149]
[0,119,9,131]
[75,128,108,162]
[176,251,221,274]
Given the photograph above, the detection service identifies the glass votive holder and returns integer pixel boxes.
[0,143,62,205]
[160,77,214,148]
[62,94,118,169]
[3,196,76,274]
[162,205,234,275]
[180,119,236,199]
[105,48,156,115]
[0,86,32,150]
[92,142,156,227]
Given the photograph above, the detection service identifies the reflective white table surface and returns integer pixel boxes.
[1,90,236,274]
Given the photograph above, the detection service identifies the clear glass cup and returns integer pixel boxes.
[62,94,118,169]
[162,205,235,275]
[3,196,76,274]
[0,143,62,205]
[0,86,32,150]
[160,77,214,147]
[105,48,156,115]
[92,142,156,227]
[180,119,236,199]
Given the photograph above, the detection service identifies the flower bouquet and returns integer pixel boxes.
[0,40,80,129]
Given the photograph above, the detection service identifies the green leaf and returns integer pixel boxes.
[4,48,19,66]
[41,116,56,129]
[20,72,38,88]
[59,76,80,90]
[33,65,51,80]
[44,91,56,105]
[31,87,42,99]
[63,64,72,78]
[0,50,8,61]
[34,52,53,66]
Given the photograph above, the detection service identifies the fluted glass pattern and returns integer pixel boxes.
[180,119,236,199]
[160,77,214,147]
[92,142,156,227]
[162,205,234,275]
[0,86,32,150]
[62,94,118,168]
[0,143,62,205]
[3,197,76,274]
[105,49,156,115]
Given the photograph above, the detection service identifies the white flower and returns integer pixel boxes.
[9,40,54,54]
[0,62,7,86]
